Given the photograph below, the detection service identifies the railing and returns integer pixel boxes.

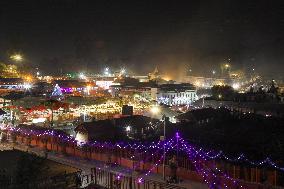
[2,129,284,189]
[80,167,187,189]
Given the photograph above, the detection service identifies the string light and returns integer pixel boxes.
[0,125,281,188]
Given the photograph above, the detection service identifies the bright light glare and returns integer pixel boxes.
[75,132,88,144]
[150,106,160,114]
[32,118,46,123]
[232,83,240,90]
[126,126,131,132]
[23,83,32,89]
[104,67,110,76]
[195,81,200,87]
[10,54,23,62]
[120,68,126,75]
[79,73,86,79]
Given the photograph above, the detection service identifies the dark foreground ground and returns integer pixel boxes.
[0,150,79,188]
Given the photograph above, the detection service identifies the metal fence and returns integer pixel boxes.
[80,167,187,189]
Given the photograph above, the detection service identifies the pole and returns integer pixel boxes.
[83,105,86,122]
[163,116,166,180]
[11,110,15,127]
[176,133,178,159]
[51,109,54,127]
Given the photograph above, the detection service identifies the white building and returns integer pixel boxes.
[0,78,25,90]
[95,80,114,90]
[155,84,197,106]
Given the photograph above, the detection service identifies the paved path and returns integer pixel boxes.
[0,142,208,189]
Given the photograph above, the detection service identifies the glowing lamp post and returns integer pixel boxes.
[23,83,32,90]
[104,67,110,76]
[86,85,91,95]
[150,106,160,115]
[150,105,167,180]
[79,73,86,80]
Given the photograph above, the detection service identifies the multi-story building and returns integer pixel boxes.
[95,77,115,90]
[110,82,197,106]
[109,82,156,101]
[0,78,25,90]
[155,83,197,106]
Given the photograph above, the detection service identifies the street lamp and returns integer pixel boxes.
[162,115,167,180]
[23,83,32,90]
[86,85,91,95]
[120,68,126,76]
[232,83,240,90]
[150,105,167,180]
[150,106,160,114]
[104,67,110,76]
[79,73,86,80]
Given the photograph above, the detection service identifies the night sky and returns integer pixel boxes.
[0,0,284,78]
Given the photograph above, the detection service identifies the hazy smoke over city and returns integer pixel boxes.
[0,0,283,78]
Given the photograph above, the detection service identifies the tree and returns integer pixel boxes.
[211,85,235,100]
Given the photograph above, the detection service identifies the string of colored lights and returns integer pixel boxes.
[193,147,284,172]
[0,125,165,151]
[3,123,284,173]
[0,125,281,188]
[178,136,245,189]
[114,138,176,184]
[181,137,284,172]
[137,141,178,184]
[179,138,226,188]
[125,137,175,176]
[2,124,283,172]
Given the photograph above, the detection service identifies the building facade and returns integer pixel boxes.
[155,83,197,106]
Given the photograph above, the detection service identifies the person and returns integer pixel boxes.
[169,155,178,183]
[75,171,82,187]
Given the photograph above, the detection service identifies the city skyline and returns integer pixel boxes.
[0,1,284,188]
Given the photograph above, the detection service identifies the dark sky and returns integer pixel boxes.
[0,0,284,78]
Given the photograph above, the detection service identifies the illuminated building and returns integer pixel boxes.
[155,83,197,106]
[109,82,157,100]
[110,81,197,106]
[0,78,26,90]
[95,79,114,89]
[1,64,20,78]
[54,80,96,96]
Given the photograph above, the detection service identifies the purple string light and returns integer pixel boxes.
[1,125,280,188]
